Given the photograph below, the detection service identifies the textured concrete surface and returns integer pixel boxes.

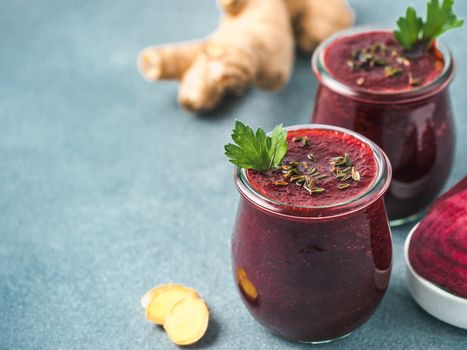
[1,0,466,349]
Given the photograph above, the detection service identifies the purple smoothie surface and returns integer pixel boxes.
[247,128,377,207]
[324,31,444,92]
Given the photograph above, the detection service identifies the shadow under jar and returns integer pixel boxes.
[232,125,392,343]
[311,28,455,225]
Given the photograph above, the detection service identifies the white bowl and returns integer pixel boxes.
[404,223,467,329]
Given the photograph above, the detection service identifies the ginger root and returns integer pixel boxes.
[286,0,354,52]
[139,0,353,112]
[163,296,210,346]
[143,284,199,325]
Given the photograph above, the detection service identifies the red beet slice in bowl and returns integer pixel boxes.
[408,176,467,298]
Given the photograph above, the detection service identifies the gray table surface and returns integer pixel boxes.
[1,0,466,349]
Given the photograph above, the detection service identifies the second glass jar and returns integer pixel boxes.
[311,28,455,224]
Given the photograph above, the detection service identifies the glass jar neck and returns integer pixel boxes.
[312,27,455,104]
[234,124,392,221]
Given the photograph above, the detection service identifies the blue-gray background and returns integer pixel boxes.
[1,0,466,349]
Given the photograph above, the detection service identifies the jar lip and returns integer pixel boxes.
[311,26,455,103]
[234,124,392,220]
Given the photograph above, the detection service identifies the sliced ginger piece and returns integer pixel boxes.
[163,296,209,346]
[143,284,199,325]
[141,287,159,309]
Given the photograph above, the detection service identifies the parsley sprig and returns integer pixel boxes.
[224,121,287,171]
[395,0,463,54]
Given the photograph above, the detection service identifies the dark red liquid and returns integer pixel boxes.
[247,129,377,207]
[324,31,443,91]
[312,31,455,221]
[232,127,392,342]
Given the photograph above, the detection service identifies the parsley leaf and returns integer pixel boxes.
[224,120,287,171]
[395,7,423,50]
[394,0,463,52]
[422,0,464,43]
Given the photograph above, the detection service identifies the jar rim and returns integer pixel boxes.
[234,124,392,220]
[311,26,455,104]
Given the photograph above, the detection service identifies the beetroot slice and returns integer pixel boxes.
[409,176,467,298]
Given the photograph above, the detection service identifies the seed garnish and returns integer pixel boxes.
[331,156,344,163]
[273,148,363,196]
[292,136,310,147]
[273,160,325,195]
[290,174,305,182]
[348,42,411,81]
[351,167,361,182]
[408,73,421,86]
[384,66,402,78]
[283,170,293,179]
[338,183,350,190]
[274,180,288,186]
[296,177,305,186]
[303,177,315,194]
[396,56,411,66]
[330,153,362,188]
[310,187,325,193]
[344,154,352,167]
[342,167,352,173]
[315,174,328,180]
[341,174,352,182]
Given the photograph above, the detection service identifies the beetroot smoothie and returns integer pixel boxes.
[311,29,455,224]
[232,125,392,343]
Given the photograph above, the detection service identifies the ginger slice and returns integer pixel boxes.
[163,296,209,346]
[143,284,200,325]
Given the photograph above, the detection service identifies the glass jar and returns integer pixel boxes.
[311,28,455,225]
[231,125,392,343]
